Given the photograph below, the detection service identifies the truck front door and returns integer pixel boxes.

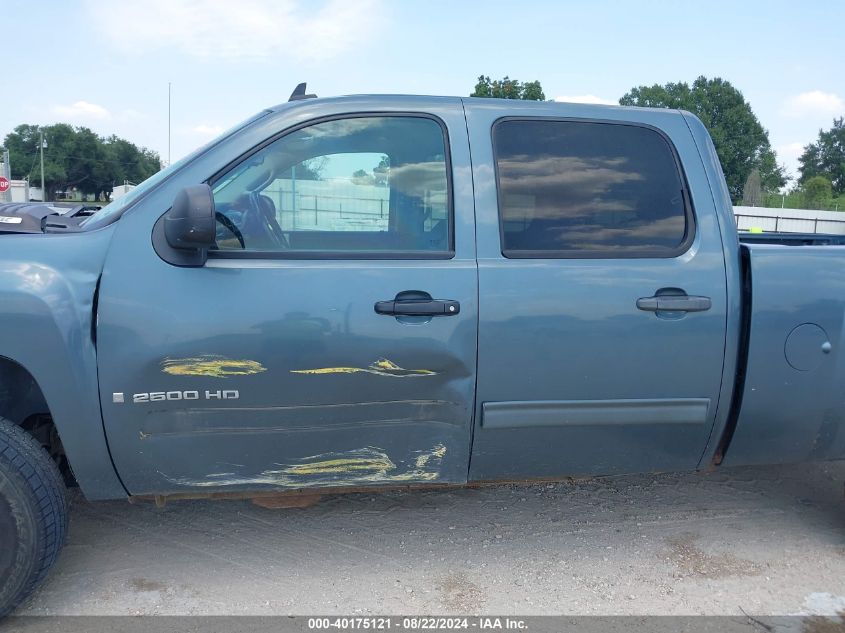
[466,104,728,480]
[96,103,477,495]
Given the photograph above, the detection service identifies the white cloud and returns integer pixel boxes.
[85,0,384,62]
[192,124,225,137]
[777,141,806,162]
[782,91,844,117]
[52,100,111,120]
[775,141,807,179]
[555,95,617,106]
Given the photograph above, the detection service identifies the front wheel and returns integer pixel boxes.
[0,417,68,617]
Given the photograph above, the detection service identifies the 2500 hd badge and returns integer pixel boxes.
[112,390,241,404]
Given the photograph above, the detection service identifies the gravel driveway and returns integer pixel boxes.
[16,461,845,616]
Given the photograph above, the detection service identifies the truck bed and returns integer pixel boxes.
[721,243,845,466]
[738,232,845,246]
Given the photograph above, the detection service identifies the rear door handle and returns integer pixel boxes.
[375,299,460,316]
[636,295,711,312]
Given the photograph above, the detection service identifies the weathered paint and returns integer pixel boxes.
[165,443,447,488]
[161,355,267,378]
[283,447,396,476]
[391,443,447,481]
[291,358,436,378]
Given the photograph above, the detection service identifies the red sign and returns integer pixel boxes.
[0,177,9,193]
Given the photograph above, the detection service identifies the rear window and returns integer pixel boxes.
[493,119,693,258]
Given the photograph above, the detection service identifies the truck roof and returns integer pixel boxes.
[264,93,687,120]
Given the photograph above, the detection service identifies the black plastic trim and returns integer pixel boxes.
[204,111,456,261]
[207,249,454,261]
[712,244,752,465]
[491,116,697,260]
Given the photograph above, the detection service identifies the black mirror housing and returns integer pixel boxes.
[159,184,216,266]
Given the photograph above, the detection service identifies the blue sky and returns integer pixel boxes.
[3,0,843,182]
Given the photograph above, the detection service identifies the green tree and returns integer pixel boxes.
[350,155,389,187]
[104,135,161,188]
[372,155,389,186]
[3,123,161,201]
[351,169,374,186]
[798,118,845,194]
[471,75,545,100]
[802,176,833,209]
[757,148,787,193]
[619,76,786,201]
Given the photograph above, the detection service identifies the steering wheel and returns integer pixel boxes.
[263,204,291,249]
[215,211,245,249]
[242,191,290,249]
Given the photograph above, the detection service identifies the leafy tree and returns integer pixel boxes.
[351,169,374,186]
[471,75,545,100]
[372,155,389,186]
[350,155,389,186]
[3,123,160,201]
[619,76,786,201]
[798,118,845,194]
[291,157,327,181]
[802,176,833,209]
[520,80,545,101]
[756,148,786,193]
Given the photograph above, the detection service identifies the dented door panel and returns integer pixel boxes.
[95,97,478,495]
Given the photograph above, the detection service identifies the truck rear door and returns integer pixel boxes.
[465,101,729,480]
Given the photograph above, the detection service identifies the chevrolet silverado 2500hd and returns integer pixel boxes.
[1,90,844,615]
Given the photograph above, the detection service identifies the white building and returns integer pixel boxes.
[8,180,42,203]
[734,205,845,235]
[111,184,136,200]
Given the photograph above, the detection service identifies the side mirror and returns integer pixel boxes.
[162,184,216,266]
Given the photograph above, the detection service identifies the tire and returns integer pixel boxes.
[0,417,68,617]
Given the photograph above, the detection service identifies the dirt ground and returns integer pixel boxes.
[16,461,845,616]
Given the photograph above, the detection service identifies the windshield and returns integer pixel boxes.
[81,110,272,230]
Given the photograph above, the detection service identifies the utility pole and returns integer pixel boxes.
[1,147,10,203]
[40,130,45,202]
[168,82,171,167]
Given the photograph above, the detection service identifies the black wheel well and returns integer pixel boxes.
[0,357,74,486]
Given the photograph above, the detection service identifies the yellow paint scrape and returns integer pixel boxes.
[165,443,448,488]
[414,443,447,468]
[283,450,396,476]
[291,358,436,378]
[162,355,267,378]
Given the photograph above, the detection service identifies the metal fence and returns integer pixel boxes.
[733,205,845,235]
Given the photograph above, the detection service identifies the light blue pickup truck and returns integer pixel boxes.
[1,88,844,614]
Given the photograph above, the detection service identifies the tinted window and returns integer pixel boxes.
[212,116,450,255]
[493,120,691,257]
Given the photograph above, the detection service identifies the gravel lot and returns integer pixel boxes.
[16,461,845,616]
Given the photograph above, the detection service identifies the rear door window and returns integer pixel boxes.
[493,119,693,258]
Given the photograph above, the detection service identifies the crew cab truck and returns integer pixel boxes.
[2,90,844,615]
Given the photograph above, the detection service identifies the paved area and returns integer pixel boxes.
[17,461,845,615]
